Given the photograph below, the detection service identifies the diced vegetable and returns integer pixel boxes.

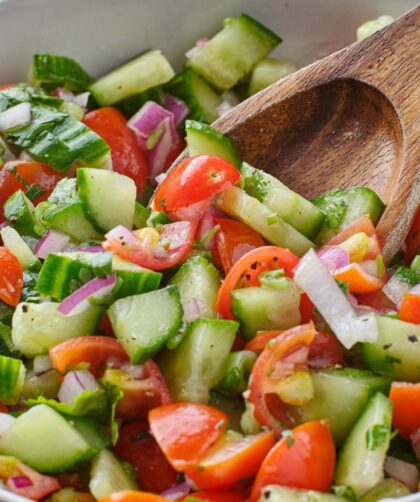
[3,190,37,237]
[0,226,36,268]
[248,58,297,95]
[357,15,395,41]
[0,355,25,404]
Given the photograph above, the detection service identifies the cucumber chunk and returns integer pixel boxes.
[358,479,410,502]
[240,162,324,239]
[215,186,314,256]
[312,187,385,245]
[77,168,136,233]
[169,255,220,321]
[111,255,162,300]
[260,485,348,502]
[108,286,183,364]
[4,189,37,237]
[12,301,102,358]
[0,226,36,268]
[186,120,241,167]
[90,50,175,106]
[159,318,238,403]
[248,58,297,96]
[187,14,281,91]
[37,251,113,300]
[0,355,25,404]
[335,392,393,497]
[0,404,96,473]
[89,449,138,500]
[29,54,94,91]
[363,316,420,381]
[291,369,391,444]
[231,282,301,340]
[165,68,221,123]
[133,201,151,229]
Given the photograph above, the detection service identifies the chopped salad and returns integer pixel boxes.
[0,10,418,502]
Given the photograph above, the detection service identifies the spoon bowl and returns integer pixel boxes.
[206,7,419,261]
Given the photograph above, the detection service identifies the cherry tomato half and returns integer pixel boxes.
[0,247,23,306]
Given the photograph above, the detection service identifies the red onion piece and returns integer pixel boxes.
[0,102,31,131]
[384,456,419,492]
[383,273,412,306]
[128,101,176,150]
[160,481,191,500]
[411,429,420,460]
[318,246,350,272]
[0,413,16,436]
[408,284,420,296]
[8,476,33,489]
[163,94,189,127]
[35,229,70,259]
[58,370,99,406]
[182,298,206,323]
[169,199,211,222]
[120,362,147,379]
[148,116,178,181]
[58,274,116,316]
[105,225,138,246]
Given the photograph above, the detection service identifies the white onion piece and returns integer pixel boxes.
[294,249,377,348]
[35,229,70,259]
[384,456,419,492]
[318,246,350,272]
[163,94,189,127]
[383,274,412,305]
[217,101,233,117]
[54,87,90,111]
[0,413,16,436]
[155,172,168,185]
[120,362,146,380]
[58,370,99,406]
[0,103,31,131]
[58,274,117,316]
[33,354,53,376]
[105,225,138,246]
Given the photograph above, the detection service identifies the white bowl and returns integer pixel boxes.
[0,0,418,501]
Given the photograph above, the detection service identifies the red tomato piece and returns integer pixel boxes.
[0,404,8,413]
[103,221,197,271]
[100,492,167,502]
[83,108,148,192]
[214,217,265,275]
[153,155,241,212]
[399,293,420,324]
[0,247,23,306]
[49,336,129,377]
[248,323,317,435]
[185,430,276,490]
[114,422,177,493]
[149,403,229,471]
[180,492,246,502]
[404,206,420,264]
[215,246,300,320]
[0,160,63,222]
[104,360,172,421]
[389,382,420,439]
[250,420,335,501]
[357,290,396,312]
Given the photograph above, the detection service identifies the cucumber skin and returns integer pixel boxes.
[185,120,241,168]
[115,86,165,118]
[0,355,25,405]
[363,316,420,382]
[261,485,348,502]
[165,68,221,124]
[335,392,392,497]
[4,190,37,237]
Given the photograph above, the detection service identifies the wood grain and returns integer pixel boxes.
[180,6,420,261]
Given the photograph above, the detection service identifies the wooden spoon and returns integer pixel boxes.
[183,7,420,262]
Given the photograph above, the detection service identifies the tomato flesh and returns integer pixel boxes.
[83,108,148,192]
[0,247,23,306]
[389,382,420,439]
[149,403,229,471]
[250,420,335,501]
[114,421,177,493]
[153,155,241,212]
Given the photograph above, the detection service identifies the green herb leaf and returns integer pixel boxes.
[366,424,389,450]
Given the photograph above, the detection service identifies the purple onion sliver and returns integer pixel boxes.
[160,481,191,500]
[318,246,350,272]
[35,229,70,259]
[9,476,33,489]
[148,116,177,180]
[163,94,189,127]
[58,273,117,316]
